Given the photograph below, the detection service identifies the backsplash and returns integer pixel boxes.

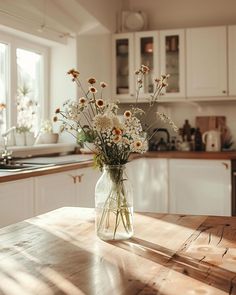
[120,100,236,150]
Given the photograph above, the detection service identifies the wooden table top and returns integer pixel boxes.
[0,207,236,295]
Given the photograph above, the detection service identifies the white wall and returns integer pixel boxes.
[77,34,112,99]
[50,38,77,142]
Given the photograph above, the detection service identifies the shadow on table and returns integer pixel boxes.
[108,236,236,294]
[136,211,236,243]
[0,222,159,295]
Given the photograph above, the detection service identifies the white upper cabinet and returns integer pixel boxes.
[112,33,135,102]
[160,29,186,98]
[186,26,227,97]
[228,25,236,96]
[134,31,159,101]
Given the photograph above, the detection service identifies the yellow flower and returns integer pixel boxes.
[100,82,108,88]
[67,69,80,79]
[113,135,122,143]
[89,86,97,93]
[112,128,122,136]
[88,77,96,84]
[79,97,86,105]
[124,110,132,119]
[96,99,104,108]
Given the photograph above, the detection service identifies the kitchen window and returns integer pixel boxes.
[0,31,49,137]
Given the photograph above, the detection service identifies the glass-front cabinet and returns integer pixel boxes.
[135,31,159,99]
[160,29,185,98]
[112,33,135,101]
[112,30,185,102]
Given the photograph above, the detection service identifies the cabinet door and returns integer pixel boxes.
[160,29,185,98]
[186,26,227,97]
[169,159,231,216]
[0,179,34,228]
[35,171,77,215]
[134,31,159,100]
[229,25,236,96]
[127,158,168,213]
[112,33,135,102]
[76,167,101,208]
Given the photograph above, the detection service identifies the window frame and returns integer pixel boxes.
[0,30,49,132]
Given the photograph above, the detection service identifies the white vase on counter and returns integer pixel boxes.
[35,133,59,144]
[25,132,35,146]
[14,132,25,146]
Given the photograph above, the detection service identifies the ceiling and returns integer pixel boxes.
[0,0,116,43]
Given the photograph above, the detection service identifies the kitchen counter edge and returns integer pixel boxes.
[1,151,236,183]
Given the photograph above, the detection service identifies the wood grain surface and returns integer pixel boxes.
[0,207,236,294]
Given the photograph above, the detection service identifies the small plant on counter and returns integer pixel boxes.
[15,126,31,134]
[16,82,38,133]
[40,119,53,133]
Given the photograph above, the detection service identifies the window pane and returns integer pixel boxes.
[16,48,42,133]
[0,43,8,134]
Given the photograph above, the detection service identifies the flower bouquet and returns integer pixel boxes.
[54,65,177,240]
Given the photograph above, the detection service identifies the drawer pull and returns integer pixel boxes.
[222,162,229,170]
[71,175,77,184]
[77,174,84,183]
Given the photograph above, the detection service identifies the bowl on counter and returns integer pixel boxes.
[35,133,59,144]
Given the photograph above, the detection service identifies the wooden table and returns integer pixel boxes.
[0,207,236,295]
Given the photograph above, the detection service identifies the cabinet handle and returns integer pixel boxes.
[71,175,77,184]
[76,174,84,183]
[222,90,227,94]
[222,162,229,170]
[130,93,134,97]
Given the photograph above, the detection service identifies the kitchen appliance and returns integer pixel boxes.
[202,130,221,152]
[196,116,227,141]
[149,128,170,151]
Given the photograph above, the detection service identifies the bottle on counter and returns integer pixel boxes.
[194,128,203,151]
[183,120,192,142]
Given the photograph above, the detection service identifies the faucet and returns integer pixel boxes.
[1,126,15,164]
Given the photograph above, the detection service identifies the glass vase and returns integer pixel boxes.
[95,164,133,241]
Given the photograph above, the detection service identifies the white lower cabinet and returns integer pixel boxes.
[0,158,232,228]
[127,158,168,213]
[35,171,77,215]
[0,178,34,227]
[34,167,102,215]
[169,159,231,216]
[75,167,101,208]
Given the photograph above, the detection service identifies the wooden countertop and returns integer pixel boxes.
[1,151,236,183]
[0,207,235,294]
[144,150,236,160]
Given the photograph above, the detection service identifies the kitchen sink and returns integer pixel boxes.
[0,155,94,172]
[0,162,53,172]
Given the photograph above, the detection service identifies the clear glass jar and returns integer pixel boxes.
[95,164,133,241]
